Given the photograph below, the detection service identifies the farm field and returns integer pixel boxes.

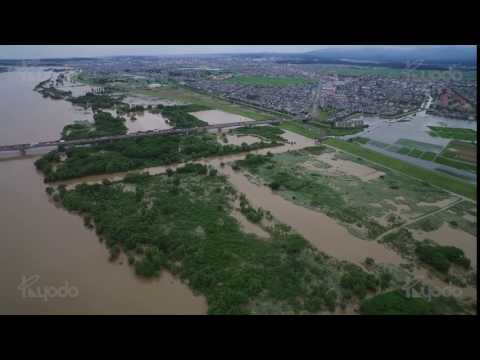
[428,126,477,142]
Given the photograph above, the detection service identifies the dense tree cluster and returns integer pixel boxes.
[61,111,128,140]
[233,126,285,142]
[69,92,123,110]
[50,167,389,314]
[35,133,279,182]
[157,104,210,128]
[360,290,464,315]
[415,242,471,273]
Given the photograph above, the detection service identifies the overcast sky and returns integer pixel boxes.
[0,45,423,59]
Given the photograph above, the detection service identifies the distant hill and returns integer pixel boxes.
[303,46,476,66]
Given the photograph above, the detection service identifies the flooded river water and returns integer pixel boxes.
[0,68,206,314]
[3,68,467,314]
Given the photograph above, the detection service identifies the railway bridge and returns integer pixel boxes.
[0,119,286,155]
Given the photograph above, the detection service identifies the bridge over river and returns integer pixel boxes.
[0,119,286,155]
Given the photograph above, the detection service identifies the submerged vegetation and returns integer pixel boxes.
[156,104,210,128]
[232,126,285,142]
[48,166,396,314]
[35,133,279,182]
[61,111,128,140]
[69,92,123,110]
[380,228,471,274]
[360,290,465,315]
[233,147,455,240]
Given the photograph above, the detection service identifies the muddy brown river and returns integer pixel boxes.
[0,67,439,315]
[0,68,206,314]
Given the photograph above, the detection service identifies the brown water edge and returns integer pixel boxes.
[411,224,477,268]
[0,157,206,314]
[53,130,403,266]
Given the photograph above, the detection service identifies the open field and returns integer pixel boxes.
[324,139,476,200]
[435,155,477,172]
[395,138,443,153]
[228,74,313,86]
[134,85,279,121]
[428,126,477,142]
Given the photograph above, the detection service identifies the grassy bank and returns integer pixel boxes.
[324,139,476,200]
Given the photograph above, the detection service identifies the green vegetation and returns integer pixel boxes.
[380,227,471,275]
[228,74,313,86]
[395,138,443,153]
[439,140,476,164]
[359,290,464,315]
[35,133,279,182]
[434,156,476,173]
[234,149,453,240]
[279,121,322,139]
[324,138,476,200]
[398,147,411,155]
[158,104,210,128]
[37,86,72,100]
[51,167,387,314]
[70,92,123,110]
[61,111,127,140]
[420,152,436,161]
[351,137,370,145]
[380,228,418,259]
[429,126,477,142]
[340,264,378,299]
[232,126,285,142]
[409,148,423,158]
[280,121,364,139]
[415,242,471,273]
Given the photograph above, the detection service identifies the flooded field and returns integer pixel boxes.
[218,163,404,265]
[351,112,477,147]
[190,109,254,124]
[124,111,172,132]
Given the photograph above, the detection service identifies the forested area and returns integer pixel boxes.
[69,92,123,110]
[48,166,410,314]
[35,133,279,182]
[61,111,128,140]
[155,104,210,128]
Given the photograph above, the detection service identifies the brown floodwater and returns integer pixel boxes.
[56,130,404,266]
[0,68,206,314]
